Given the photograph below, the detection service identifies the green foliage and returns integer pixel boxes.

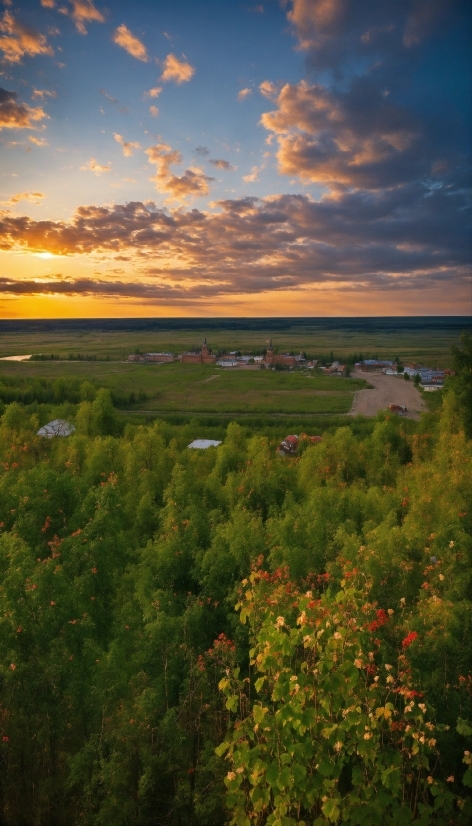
[0,397,470,825]
[219,566,460,824]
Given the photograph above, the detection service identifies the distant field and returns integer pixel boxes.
[0,360,364,415]
[0,317,467,367]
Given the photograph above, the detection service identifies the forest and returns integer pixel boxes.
[0,335,470,826]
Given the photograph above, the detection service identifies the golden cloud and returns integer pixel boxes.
[160,54,195,83]
[261,79,420,189]
[146,143,213,201]
[28,136,49,146]
[113,133,141,157]
[0,88,48,130]
[113,23,148,61]
[68,1,105,36]
[0,188,468,303]
[0,191,45,206]
[80,157,111,175]
[0,11,54,63]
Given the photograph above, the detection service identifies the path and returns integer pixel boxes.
[349,369,426,420]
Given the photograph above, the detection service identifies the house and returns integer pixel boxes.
[217,359,239,368]
[37,419,75,438]
[264,340,301,368]
[188,439,222,449]
[278,434,299,454]
[181,337,217,364]
[143,352,175,363]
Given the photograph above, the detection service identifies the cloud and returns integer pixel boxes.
[28,135,49,146]
[237,88,252,101]
[146,143,213,201]
[0,184,468,304]
[0,10,54,63]
[260,78,424,190]
[144,86,162,98]
[0,191,45,206]
[194,145,209,156]
[160,53,195,83]
[113,133,141,157]
[112,23,148,61]
[149,105,159,117]
[209,158,236,171]
[31,89,57,100]
[99,88,118,105]
[0,88,48,130]
[80,157,111,175]
[243,166,259,182]
[259,80,278,100]
[67,1,105,35]
[40,1,56,7]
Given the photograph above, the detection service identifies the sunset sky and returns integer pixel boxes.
[0,0,470,318]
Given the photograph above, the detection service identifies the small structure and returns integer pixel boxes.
[37,419,75,438]
[264,340,302,368]
[181,337,217,365]
[278,435,299,455]
[187,439,222,450]
[389,404,407,415]
[217,359,239,368]
[127,352,175,363]
[143,352,175,363]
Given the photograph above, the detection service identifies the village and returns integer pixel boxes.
[127,338,451,390]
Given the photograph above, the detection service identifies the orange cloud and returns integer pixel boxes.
[160,54,195,84]
[243,166,259,182]
[40,1,56,7]
[0,188,468,306]
[112,23,148,61]
[259,80,277,100]
[28,136,49,146]
[261,79,420,189]
[144,86,162,98]
[0,88,48,130]
[68,1,105,35]
[149,105,159,117]
[113,133,141,157]
[80,157,111,175]
[237,88,252,101]
[1,191,45,206]
[0,11,54,63]
[146,143,213,201]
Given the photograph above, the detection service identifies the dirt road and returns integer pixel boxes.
[349,369,427,420]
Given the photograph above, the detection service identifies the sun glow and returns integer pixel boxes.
[34,252,57,259]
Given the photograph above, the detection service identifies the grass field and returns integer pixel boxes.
[0,320,466,367]
[0,359,364,415]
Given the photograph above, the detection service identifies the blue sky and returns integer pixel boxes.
[0,0,470,317]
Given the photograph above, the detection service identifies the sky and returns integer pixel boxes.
[0,0,470,318]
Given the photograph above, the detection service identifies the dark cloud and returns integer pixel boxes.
[0,185,469,300]
[208,158,236,171]
[0,87,48,130]
[194,145,209,156]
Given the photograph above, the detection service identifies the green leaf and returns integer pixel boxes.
[321,797,341,822]
[215,741,230,757]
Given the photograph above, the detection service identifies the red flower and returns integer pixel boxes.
[402,631,418,649]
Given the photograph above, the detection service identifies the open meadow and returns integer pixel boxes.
[0,317,466,366]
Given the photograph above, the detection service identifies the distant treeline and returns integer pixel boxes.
[0,375,147,408]
[31,353,112,362]
[0,315,469,334]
